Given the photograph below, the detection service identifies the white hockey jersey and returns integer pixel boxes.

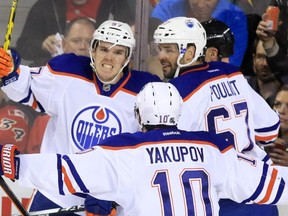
[17,128,288,216]
[2,53,161,207]
[170,61,280,159]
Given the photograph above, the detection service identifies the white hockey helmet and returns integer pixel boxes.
[154,17,207,77]
[89,20,136,82]
[135,82,183,127]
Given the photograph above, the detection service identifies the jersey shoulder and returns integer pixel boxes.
[47,54,94,80]
[123,70,162,94]
[98,128,232,153]
[170,62,242,98]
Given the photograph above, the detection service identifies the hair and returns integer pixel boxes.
[252,37,262,55]
[64,17,96,37]
[143,125,176,131]
[267,84,288,108]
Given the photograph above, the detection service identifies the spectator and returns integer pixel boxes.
[1,82,288,216]
[240,13,262,77]
[265,84,288,166]
[149,0,248,67]
[247,38,282,104]
[231,0,271,15]
[270,0,288,52]
[256,15,288,83]
[16,0,134,66]
[44,17,96,58]
[0,20,161,215]
[154,16,280,216]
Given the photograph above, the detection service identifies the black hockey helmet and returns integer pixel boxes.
[201,19,234,58]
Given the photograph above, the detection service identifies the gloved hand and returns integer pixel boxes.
[85,195,114,216]
[0,144,20,180]
[0,48,21,86]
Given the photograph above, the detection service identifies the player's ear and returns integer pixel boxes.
[182,46,195,63]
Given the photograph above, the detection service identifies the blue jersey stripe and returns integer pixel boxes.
[56,154,64,195]
[241,163,269,203]
[62,155,90,193]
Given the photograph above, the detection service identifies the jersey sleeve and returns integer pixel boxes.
[15,138,288,211]
[17,147,122,202]
[2,65,66,116]
[220,150,288,205]
[247,84,280,145]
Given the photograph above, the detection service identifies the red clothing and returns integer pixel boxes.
[26,114,50,154]
[66,0,102,21]
[0,103,29,152]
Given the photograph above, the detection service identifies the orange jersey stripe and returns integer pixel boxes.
[62,165,76,194]
[100,139,232,153]
[183,72,242,102]
[257,168,278,204]
[255,134,278,141]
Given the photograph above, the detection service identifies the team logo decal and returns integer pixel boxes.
[71,106,122,150]
[185,19,194,28]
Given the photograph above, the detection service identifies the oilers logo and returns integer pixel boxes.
[71,106,122,150]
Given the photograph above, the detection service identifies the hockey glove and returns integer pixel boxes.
[0,48,21,86]
[85,195,115,216]
[0,144,20,180]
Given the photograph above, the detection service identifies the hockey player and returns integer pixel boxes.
[154,17,280,215]
[1,82,288,216]
[0,89,30,152]
[0,20,161,215]
[201,19,235,64]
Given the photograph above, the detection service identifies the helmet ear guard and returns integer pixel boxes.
[135,82,183,128]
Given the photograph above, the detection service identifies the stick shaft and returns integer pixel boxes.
[0,176,30,216]
[3,0,18,50]
[23,205,85,216]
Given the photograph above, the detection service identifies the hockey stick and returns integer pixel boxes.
[13,204,85,216]
[0,176,30,216]
[3,0,18,50]
[0,176,84,216]
[0,0,18,88]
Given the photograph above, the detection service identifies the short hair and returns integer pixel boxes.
[64,17,96,37]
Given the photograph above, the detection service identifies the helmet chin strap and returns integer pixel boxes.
[93,58,129,85]
[173,53,197,78]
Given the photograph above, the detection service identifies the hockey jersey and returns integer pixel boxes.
[2,53,161,207]
[170,61,280,159]
[17,128,288,216]
[0,101,30,152]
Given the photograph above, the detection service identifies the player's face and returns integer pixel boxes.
[188,0,218,22]
[62,22,95,57]
[157,43,179,79]
[91,41,128,83]
[253,40,275,82]
[273,90,288,131]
